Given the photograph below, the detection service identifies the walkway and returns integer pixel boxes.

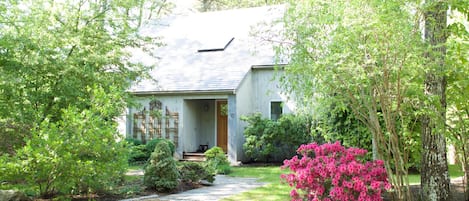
[120,174,267,201]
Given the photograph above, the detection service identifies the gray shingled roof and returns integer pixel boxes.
[129,5,284,94]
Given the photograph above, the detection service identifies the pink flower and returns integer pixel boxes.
[290,189,299,197]
[281,142,389,201]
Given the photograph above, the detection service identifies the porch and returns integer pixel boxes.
[182,99,228,155]
[182,152,206,162]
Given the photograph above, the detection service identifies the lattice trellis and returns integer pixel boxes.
[165,107,179,147]
[133,109,146,143]
[132,100,179,147]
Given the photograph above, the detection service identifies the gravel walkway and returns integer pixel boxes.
[120,173,267,201]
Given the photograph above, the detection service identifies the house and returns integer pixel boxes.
[117,5,294,163]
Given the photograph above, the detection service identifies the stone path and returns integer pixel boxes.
[121,172,267,201]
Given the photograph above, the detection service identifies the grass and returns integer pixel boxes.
[128,164,145,171]
[221,165,291,201]
[407,164,463,184]
[222,164,465,201]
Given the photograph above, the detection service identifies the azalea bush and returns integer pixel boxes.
[281,142,390,201]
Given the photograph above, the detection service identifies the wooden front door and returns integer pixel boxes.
[217,101,228,152]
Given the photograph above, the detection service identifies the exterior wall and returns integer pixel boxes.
[122,94,227,159]
[195,100,216,148]
[233,68,294,162]
[182,100,198,152]
[119,68,293,163]
[251,68,294,117]
[227,95,238,163]
[234,71,253,162]
[116,108,128,140]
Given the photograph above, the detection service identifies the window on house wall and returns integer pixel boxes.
[270,101,283,121]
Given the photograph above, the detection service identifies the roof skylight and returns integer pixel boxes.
[197,37,235,52]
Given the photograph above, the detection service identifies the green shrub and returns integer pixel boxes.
[178,162,215,183]
[143,140,179,192]
[125,138,143,146]
[0,120,30,155]
[0,107,129,198]
[205,146,231,174]
[145,138,175,157]
[311,107,372,159]
[125,138,176,164]
[241,113,312,162]
[128,144,148,164]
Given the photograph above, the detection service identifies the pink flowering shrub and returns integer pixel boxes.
[281,141,391,201]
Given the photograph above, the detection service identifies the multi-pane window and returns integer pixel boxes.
[270,101,283,121]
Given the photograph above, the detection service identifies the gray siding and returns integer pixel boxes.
[252,68,294,118]
[234,71,254,162]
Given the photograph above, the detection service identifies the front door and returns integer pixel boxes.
[216,100,228,152]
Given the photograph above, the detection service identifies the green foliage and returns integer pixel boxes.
[0,0,165,153]
[311,105,372,159]
[0,107,129,198]
[128,144,149,164]
[178,162,215,183]
[276,1,440,199]
[126,138,144,146]
[143,140,179,192]
[241,113,311,162]
[205,146,231,174]
[145,138,176,157]
[198,0,285,12]
[0,120,30,155]
[446,11,469,191]
[125,138,176,164]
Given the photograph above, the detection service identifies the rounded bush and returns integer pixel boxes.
[143,141,179,192]
[204,146,231,174]
[178,162,215,183]
[145,138,175,156]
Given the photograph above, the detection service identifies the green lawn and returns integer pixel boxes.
[222,164,465,201]
[407,164,464,184]
[222,165,292,201]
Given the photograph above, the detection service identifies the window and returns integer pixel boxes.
[270,101,283,121]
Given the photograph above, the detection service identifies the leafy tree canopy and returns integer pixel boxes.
[198,0,285,12]
[0,0,164,124]
[0,0,168,153]
[276,0,467,200]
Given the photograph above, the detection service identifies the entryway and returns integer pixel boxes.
[181,99,228,160]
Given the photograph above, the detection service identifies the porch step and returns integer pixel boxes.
[182,152,206,162]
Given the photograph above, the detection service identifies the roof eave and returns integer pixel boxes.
[251,63,288,70]
[130,89,236,96]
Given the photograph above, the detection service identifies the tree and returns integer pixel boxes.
[420,1,451,200]
[0,0,170,198]
[277,0,468,200]
[277,1,425,199]
[0,0,168,153]
[420,1,468,200]
[198,0,284,12]
[446,8,469,199]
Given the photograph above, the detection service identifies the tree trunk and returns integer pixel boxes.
[420,1,451,201]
